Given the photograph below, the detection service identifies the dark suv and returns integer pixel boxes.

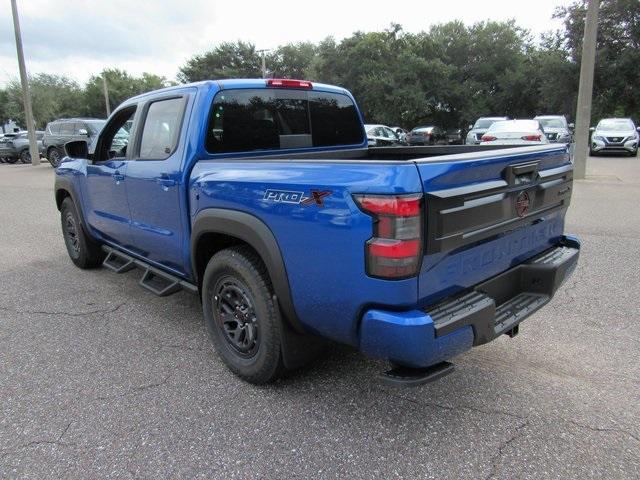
[43,118,105,167]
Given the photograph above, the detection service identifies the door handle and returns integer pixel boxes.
[155,178,177,187]
[113,172,125,182]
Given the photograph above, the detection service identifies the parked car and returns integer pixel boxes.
[405,126,447,145]
[466,117,509,144]
[534,115,573,144]
[446,128,464,145]
[480,120,549,145]
[391,126,408,142]
[55,78,578,385]
[43,118,106,167]
[364,124,403,146]
[590,118,639,156]
[0,131,25,163]
[0,131,45,163]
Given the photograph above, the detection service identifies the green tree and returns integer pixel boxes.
[0,88,10,131]
[83,69,169,117]
[554,0,640,121]
[177,41,261,82]
[3,74,85,129]
[267,42,317,79]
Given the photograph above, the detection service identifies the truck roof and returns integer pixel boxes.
[125,78,350,104]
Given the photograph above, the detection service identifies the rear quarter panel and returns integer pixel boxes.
[190,160,423,345]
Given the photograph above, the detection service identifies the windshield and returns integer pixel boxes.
[537,118,565,129]
[473,119,501,129]
[597,119,634,131]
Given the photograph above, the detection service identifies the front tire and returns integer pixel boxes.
[60,198,104,268]
[4,156,18,164]
[48,147,63,167]
[202,246,284,384]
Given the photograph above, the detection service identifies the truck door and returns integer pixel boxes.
[124,94,189,276]
[83,106,137,247]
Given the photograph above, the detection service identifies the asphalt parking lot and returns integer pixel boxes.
[1,155,639,479]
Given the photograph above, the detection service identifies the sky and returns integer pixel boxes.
[0,0,574,87]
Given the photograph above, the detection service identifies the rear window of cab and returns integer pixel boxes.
[205,88,364,154]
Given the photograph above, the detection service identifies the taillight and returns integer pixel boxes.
[266,78,313,89]
[521,134,541,141]
[353,194,423,279]
[481,135,496,141]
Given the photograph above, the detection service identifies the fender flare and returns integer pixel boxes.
[54,176,92,237]
[191,208,303,333]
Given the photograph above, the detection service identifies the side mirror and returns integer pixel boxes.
[78,128,88,136]
[589,127,595,132]
[568,123,575,130]
[468,125,473,130]
[637,127,640,133]
[64,140,88,158]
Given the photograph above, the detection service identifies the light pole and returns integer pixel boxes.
[10,0,39,165]
[257,49,270,78]
[573,0,600,180]
[102,73,111,116]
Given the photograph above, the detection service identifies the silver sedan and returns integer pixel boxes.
[480,120,550,145]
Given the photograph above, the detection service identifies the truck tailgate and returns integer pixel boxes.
[414,145,573,305]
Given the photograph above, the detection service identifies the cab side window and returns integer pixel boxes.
[96,106,136,162]
[138,98,184,160]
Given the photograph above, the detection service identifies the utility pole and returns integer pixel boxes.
[573,0,600,180]
[102,73,111,116]
[10,0,39,165]
[257,49,269,78]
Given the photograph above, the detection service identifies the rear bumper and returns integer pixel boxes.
[359,235,580,368]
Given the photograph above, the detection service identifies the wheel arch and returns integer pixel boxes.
[191,208,303,333]
[54,177,95,240]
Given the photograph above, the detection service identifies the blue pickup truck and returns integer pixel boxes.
[55,79,579,385]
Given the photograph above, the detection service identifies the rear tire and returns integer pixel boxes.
[4,156,18,164]
[48,147,63,167]
[202,246,285,384]
[60,198,104,269]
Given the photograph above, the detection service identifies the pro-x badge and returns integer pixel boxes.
[263,189,332,207]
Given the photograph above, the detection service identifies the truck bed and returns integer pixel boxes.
[227,144,566,162]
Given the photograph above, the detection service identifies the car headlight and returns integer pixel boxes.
[593,135,604,142]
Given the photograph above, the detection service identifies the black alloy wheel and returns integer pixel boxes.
[213,276,260,358]
[63,211,81,258]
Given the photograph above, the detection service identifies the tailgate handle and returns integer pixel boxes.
[505,162,539,185]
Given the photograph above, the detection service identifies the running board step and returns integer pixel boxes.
[378,361,454,387]
[103,250,136,273]
[101,246,198,297]
[139,268,182,297]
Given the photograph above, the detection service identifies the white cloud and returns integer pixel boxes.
[0,0,572,86]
